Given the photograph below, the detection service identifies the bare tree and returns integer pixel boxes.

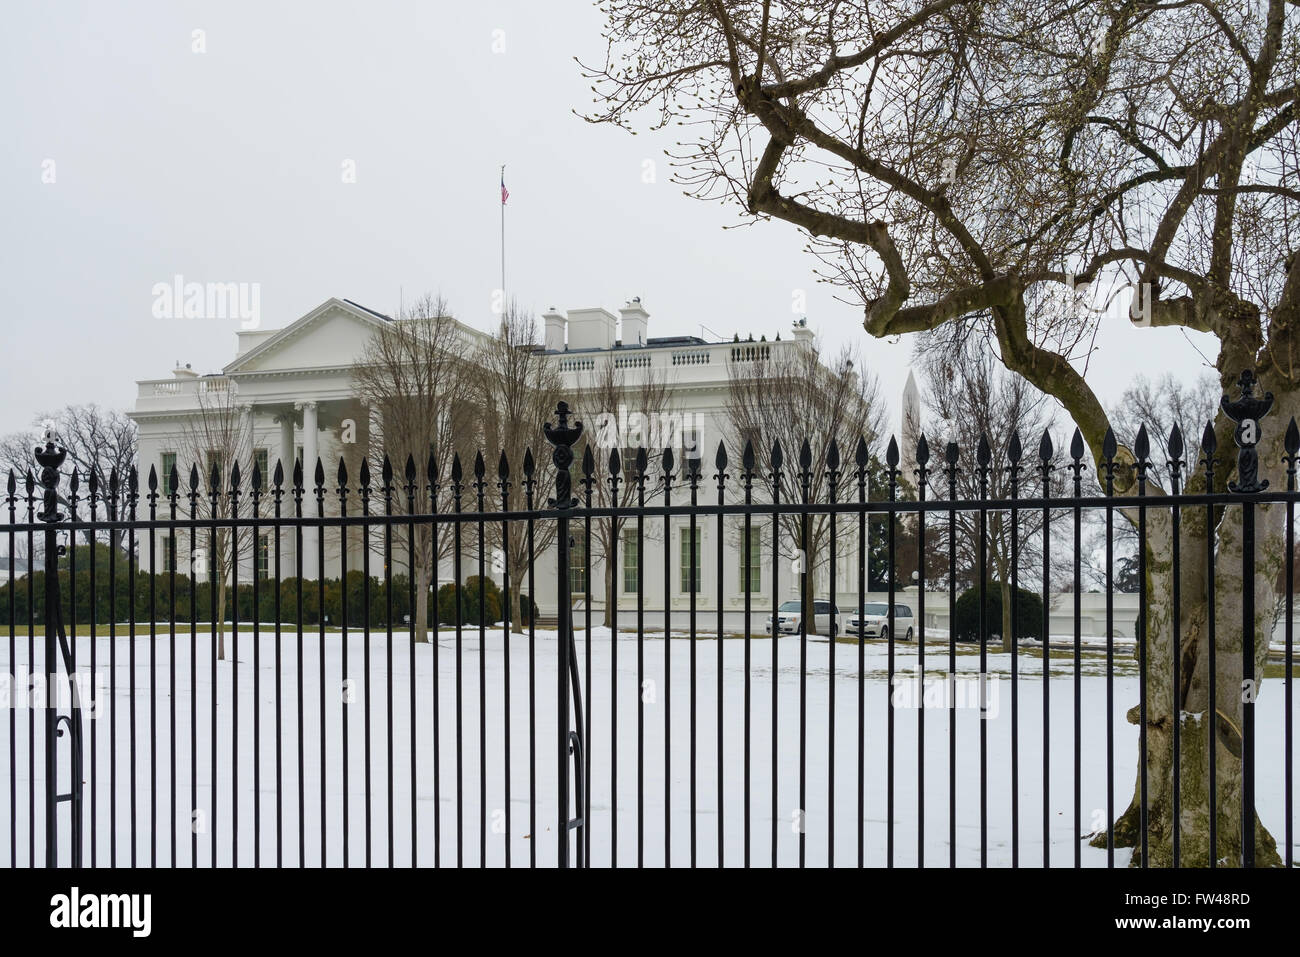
[584,0,1300,866]
[175,380,254,660]
[474,301,563,633]
[1082,372,1221,591]
[918,334,1065,651]
[1109,373,1221,490]
[353,292,475,642]
[726,334,884,617]
[571,356,675,628]
[2,404,137,549]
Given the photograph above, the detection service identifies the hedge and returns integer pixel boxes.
[952,582,1045,642]
[0,544,529,628]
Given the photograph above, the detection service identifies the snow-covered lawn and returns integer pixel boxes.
[3,625,1295,866]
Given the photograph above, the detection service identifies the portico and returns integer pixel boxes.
[130,299,396,583]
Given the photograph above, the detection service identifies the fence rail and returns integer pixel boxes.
[2,380,1296,867]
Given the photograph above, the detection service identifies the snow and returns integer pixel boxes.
[3,624,1295,867]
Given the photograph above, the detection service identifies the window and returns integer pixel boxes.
[683,427,702,470]
[622,447,644,484]
[207,450,224,490]
[622,532,639,593]
[568,535,587,594]
[161,452,177,496]
[161,535,175,573]
[255,449,269,485]
[739,525,762,593]
[679,527,702,593]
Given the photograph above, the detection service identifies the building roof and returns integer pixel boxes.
[646,335,707,346]
[545,334,715,354]
[341,299,394,322]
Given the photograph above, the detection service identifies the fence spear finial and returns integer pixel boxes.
[1221,368,1273,493]
[34,438,66,523]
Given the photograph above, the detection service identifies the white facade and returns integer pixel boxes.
[129,296,888,628]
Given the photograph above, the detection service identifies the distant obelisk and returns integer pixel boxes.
[900,369,922,484]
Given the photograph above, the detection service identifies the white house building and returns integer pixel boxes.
[129,296,873,630]
[127,295,1146,638]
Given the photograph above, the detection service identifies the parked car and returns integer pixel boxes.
[763,599,842,637]
[845,602,915,641]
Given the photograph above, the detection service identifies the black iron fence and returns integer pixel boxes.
[2,380,1296,868]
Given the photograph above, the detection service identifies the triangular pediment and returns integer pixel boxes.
[224,298,391,375]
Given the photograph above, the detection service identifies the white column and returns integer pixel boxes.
[298,401,319,579]
[239,402,255,582]
[278,413,296,573]
[366,401,382,464]
[278,414,295,488]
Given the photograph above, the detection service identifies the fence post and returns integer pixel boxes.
[1221,368,1272,868]
[544,401,583,868]
[35,437,67,867]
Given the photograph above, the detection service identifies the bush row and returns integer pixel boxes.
[0,545,532,627]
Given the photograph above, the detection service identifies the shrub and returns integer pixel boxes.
[952,583,1044,643]
[437,576,503,625]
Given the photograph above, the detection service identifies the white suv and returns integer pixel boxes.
[846,602,915,641]
[763,599,842,637]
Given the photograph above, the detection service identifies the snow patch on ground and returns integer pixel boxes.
[3,625,1295,867]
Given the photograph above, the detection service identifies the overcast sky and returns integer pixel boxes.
[1,1,1221,446]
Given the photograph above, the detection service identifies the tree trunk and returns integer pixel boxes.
[999,579,1013,655]
[215,575,227,661]
[803,560,817,633]
[1088,398,1289,867]
[505,550,530,636]
[414,562,430,643]
[604,558,617,629]
[509,578,525,636]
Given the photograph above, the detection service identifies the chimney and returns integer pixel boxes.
[618,297,649,347]
[566,307,617,350]
[173,362,198,379]
[543,307,566,351]
[791,316,815,344]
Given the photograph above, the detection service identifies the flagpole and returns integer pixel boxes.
[500,164,506,308]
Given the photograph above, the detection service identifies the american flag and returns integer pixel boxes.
[501,173,509,206]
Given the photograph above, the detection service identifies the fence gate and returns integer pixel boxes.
[36,438,84,866]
